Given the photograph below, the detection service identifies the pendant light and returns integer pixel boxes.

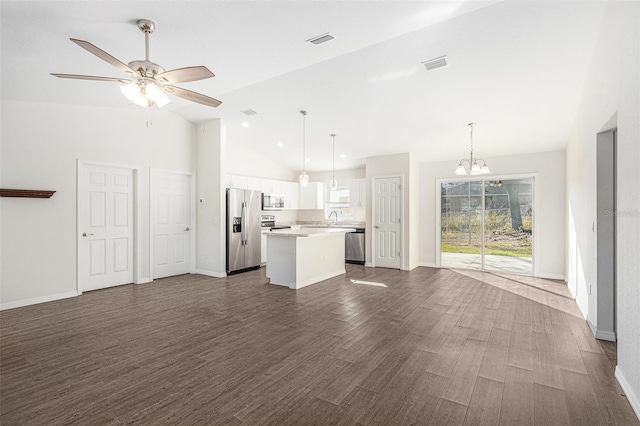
[329,133,338,190]
[455,122,491,175]
[299,110,309,187]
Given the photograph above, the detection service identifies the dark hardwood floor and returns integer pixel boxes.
[1,265,637,425]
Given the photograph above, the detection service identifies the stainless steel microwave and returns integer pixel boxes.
[262,193,284,210]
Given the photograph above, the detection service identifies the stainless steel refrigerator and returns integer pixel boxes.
[226,188,262,275]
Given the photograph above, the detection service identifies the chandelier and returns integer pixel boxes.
[455,122,490,175]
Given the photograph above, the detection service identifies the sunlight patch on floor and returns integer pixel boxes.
[350,279,387,288]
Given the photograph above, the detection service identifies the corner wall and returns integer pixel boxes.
[0,101,196,308]
[565,1,640,418]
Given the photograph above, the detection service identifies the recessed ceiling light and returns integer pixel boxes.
[241,121,249,127]
[241,109,257,116]
[276,142,284,147]
[422,55,448,71]
[340,154,347,158]
[306,33,335,45]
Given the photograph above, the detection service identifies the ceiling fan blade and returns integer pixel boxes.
[156,66,214,83]
[164,85,222,107]
[51,73,131,83]
[70,38,137,76]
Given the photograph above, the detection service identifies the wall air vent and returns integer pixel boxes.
[241,109,258,116]
[306,33,335,45]
[422,55,448,71]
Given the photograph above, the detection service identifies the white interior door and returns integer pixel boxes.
[152,171,192,279]
[374,176,402,269]
[79,164,134,292]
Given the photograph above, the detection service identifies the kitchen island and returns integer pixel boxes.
[266,227,355,289]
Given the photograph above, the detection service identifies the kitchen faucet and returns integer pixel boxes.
[328,211,338,224]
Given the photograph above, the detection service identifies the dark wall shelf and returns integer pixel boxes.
[0,189,56,198]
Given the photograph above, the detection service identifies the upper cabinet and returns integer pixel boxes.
[225,174,262,191]
[226,174,248,189]
[349,179,366,208]
[247,177,262,191]
[261,179,283,195]
[282,181,299,210]
[299,182,324,210]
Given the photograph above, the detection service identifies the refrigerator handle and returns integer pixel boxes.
[241,202,248,245]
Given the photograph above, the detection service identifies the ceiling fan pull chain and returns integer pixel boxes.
[146,109,153,128]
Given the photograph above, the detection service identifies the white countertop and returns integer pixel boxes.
[267,227,356,237]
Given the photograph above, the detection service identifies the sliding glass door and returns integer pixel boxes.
[440,177,534,275]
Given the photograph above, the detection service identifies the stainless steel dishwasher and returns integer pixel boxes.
[345,228,365,264]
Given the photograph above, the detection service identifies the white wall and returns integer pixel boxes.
[226,143,297,181]
[196,119,226,277]
[1,101,196,308]
[565,1,640,418]
[365,153,419,270]
[419,150,565,279]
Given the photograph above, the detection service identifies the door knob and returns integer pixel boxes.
[185,227,190,231]
[374,225,380,229]
[82,232,94,237]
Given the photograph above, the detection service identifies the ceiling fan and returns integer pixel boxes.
[51,19,221,108]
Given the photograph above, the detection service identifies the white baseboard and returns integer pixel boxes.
[0,291,80,311]
[419,262,437,268]
[365,262,373,267]
[195,269,226,278]
[615,367,640,421]
[292,269,345,290]
[535,272,566,281]
[586,318,617,341]
[136,277,153,284]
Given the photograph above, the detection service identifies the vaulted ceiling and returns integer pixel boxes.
[1,1,606,171]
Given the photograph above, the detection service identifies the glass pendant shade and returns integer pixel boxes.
[330,177,338,190]
[481,164,491,174]
[121,83,150,107]
[470,161,482,174]
[145,83,171,107]
[455,164,467,175]
[299,171,309,187]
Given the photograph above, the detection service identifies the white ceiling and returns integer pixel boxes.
[1,1,606,172]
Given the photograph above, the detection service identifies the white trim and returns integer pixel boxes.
[587,318,617,341]
[615,367,640,421]
[77,160,140,293]
[419,262,437,268]
[1,291,80,311]
[137,278,153,284]
[150,169,197,281]
[535,272,566,281]
[365,262,374,267]
[195,269,226,278]
[290,269,345,289]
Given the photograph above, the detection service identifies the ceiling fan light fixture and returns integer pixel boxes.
[145,83,171,107]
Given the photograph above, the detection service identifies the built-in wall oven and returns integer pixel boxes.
[262,193,284,210]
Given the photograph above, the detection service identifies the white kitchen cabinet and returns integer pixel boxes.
[247,177,262,191]
[261,179,283,194]
[299,182,324,210]
[282,181,299,209]
[226,174,248,189]
[261,233,267,264]
[349,179,366,208]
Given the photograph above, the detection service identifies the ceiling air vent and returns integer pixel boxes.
[422,55,448,71]
[306,33,335,45]
[241,109,258,116]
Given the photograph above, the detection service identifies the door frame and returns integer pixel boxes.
[370,174,405,270]
[76,160,142,294]
[149,168,197,281]
[435,172,539,276]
